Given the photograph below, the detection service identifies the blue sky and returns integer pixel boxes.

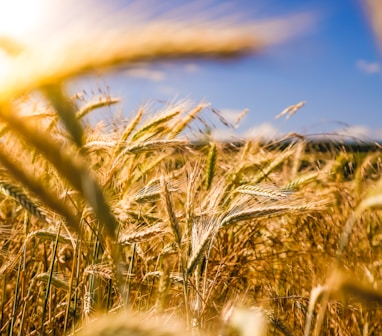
[68,0,382,141]
[2,0,381,140]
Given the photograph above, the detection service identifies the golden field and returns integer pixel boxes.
[0,2,382,335]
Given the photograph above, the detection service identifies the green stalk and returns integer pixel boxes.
[9,259,23,336]
[40,224,61,336]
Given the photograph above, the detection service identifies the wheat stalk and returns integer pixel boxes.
[43,84,85,147]
[0,15,309,101]
[156,264,170,312]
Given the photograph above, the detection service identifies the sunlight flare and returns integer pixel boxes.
[0,0,48,39]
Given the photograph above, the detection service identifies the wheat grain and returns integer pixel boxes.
[83,140,117,150]
[119,226,164,245]
[251,148,295,184]
[205,143,217,190]
[83,287,93,319]
[283,171,319,191]
[132,109,180,141]
[120,108,144,142]
[84,264,115,281]
[26,228,73,245]
[220,203,322,227]
[187,218,217,276]
[125,139,187,154]
[0,181,50,223]
[169,103,207,139]
[236,184,291,200]
[134,179,179,203]
[160,176,182,247]
[32,272,70,291]
[76,96,120,120]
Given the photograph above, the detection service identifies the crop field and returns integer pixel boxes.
[1,2,382,335]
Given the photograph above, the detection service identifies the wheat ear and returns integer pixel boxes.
[132,109,180,141]
[119,226,164,245]
[76,96,120,120]
[205,143,217,190]
[283,171,319,191]
[0,181,50,224]
[31,272,70,291]
[236,184,290,200]
[126,139,187,154]
[252,149,294,184]
[220,203,323,227]
[168,103,207,139]
[160,176,182,247]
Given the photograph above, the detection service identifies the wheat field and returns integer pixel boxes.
[0,3,382,335]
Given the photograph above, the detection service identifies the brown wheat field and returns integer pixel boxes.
[0,2,382,335]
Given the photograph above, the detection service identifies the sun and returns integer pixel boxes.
[0,0,47,40]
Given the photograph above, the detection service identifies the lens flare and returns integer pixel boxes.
[0,0,47,40]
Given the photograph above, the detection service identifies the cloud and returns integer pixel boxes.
[373,128,382,140]
[184,63,199,73]
[124,67,166,81]
[156,85,179,96]
[356,59,381,74]
[335,125,370,138]
[207,108,249,141]
[330,125,382,141]
[244,123,281,140]
[219,109,242,125]
[219,108,249,128]
[209,123,382,142]
[210,128,238,141]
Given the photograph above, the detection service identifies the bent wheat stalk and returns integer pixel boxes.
[0,146,79,229]
[0,14,312,102]
[0,103,117,240]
